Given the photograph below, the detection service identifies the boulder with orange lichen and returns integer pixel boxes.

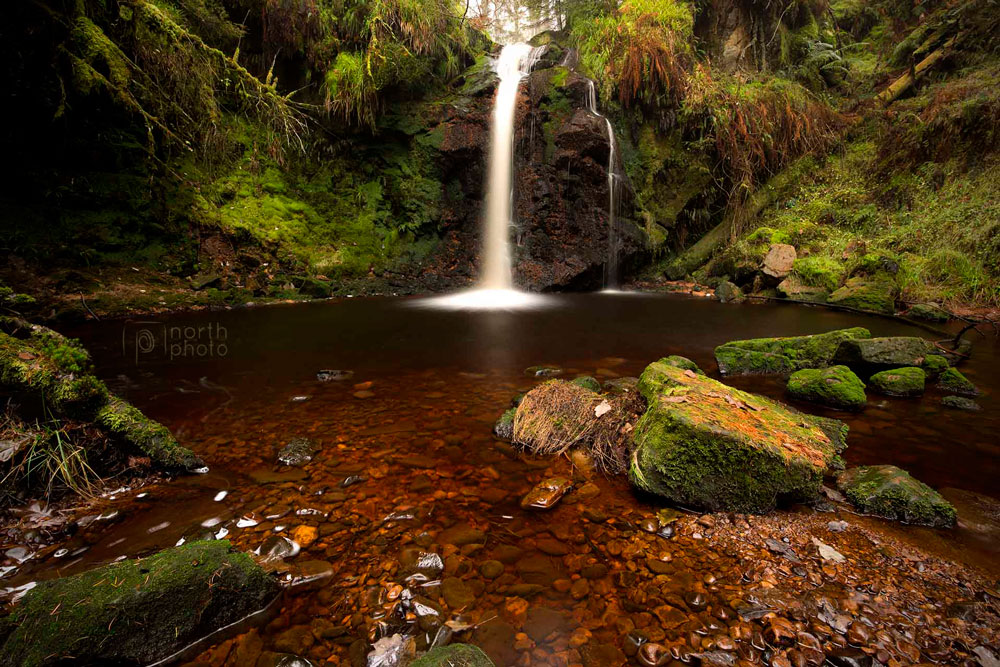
[630,361,847,513]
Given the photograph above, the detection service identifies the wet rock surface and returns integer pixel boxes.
[838,465,957,527]
[714,328,871,375]
[786,365,867,410]
[631,361,846,512]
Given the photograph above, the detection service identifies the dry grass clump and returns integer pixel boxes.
[512,380,644,474]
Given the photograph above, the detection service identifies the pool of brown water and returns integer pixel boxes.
[4,293,1000,666]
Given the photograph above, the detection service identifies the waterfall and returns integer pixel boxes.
[417,43,547,310]
[480,43,542,290]
[585,80,621,289]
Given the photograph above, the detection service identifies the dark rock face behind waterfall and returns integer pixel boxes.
[425,51,644,291]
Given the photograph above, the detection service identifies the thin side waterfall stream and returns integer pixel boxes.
[586,80,621,289]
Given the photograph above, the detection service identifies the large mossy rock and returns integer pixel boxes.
[787,366,867,410]
[837,465,956,527]
[630,361,847,513]
[832,336,936,376]
[828,277,898,314]
[411,644,495,667]
[937,367,980,397]
[0,541,279,667]
[714,327,871,375]
[869,367,925,397]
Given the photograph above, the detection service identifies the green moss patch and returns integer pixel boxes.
[659,355,705,375]
[937,367,980,397]
[828,277,898,314]
[412,644,495,667]
[837,465,956,527]
[787,365,867,410]
[97,396,204,471]
[921,354,950,379]
[714,327,871,375]
[630,362,846,513]
[869,367,925,397]
[0,541,278,667]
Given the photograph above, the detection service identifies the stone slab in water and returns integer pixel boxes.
[630,361,846,513]
[837,465,956,527]
[0,540,278,667]
[787,365,867,410]
[868,367,925,397]
[832,336,936,375]
[714,327,871,375]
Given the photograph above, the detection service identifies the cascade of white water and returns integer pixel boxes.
[585,80,621,289]
[416,43,547,310]
[480,43,544,290]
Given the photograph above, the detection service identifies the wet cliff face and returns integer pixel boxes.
[424,50,645,291]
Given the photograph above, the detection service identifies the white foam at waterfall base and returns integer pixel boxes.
[419,43,550,311]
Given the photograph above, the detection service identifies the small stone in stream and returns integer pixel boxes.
[291,525,318,548]
[582,508,607,523]
[410,475,434,492]
[525,607,566,643]
[353,390,374,399]
[274,655,316,667]
[941,395,981,411]
[827,520,849,532]
[832,336,936,374]
[492,408,515,441]
[639,518,659,533]
[765,539,801,563]
[695,651,737,667]
[340,475,366,488]
[575,481,600,498]
[937,367,980,397]
[837,465,956,527]
[441,577,475,609]
[637,642,668,667]
[520,477,572,510]
[399,548,444,579]
[868,367,925,397]
[684,591,707,611]
[493,545,523,564]
[260,535,301,561]
[289,395,310,402]
[525,365,563,377]
[811,537,845,562]
[277,438,317,466]
[656,524,675,539]
[603,376,639,394]
[581,564,608,579]
[479,560,504,579]
[316,370,353,382]
[437,525,486,546]
[825,649,874,667]
[505,583,545,597]
[366,635,415,667]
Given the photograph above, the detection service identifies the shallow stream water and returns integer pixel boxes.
[7,293,1000,665]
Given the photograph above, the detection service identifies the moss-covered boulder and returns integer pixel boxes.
[937,367,980,397]
[97,396,204,471]
[714,327,871,375]
[777,276,828,303]
[832,336,936,376]
[571,376,602,392]
[412,644,495,667]
[941,395,981,411]
[714,280,744,303]
[869,367,925,397]
[921,354,950,379]
[493,407,516,441]
[787,366,867,410]
[837,465,956,527]
[630,362,847,513]
[0,541,279,667]
[828,277,898,314]
[660,355,705,375]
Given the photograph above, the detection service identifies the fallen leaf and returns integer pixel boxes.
[594,400,612,417]
[812,537,845,563]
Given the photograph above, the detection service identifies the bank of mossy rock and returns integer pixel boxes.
[937,367,980,397]
[786,366,867,410]
[412,644,495,667]
[832,336,936,376]
[837,465,956,527]
[630,361,847,513]
[660,355,705,375]
[714,327,871,375]
[777,276,828,303]
[907,303,950,322]
[868,367,926,397]
[828,277,897,314]
[0,541,278,667]
[0,320,203,475]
